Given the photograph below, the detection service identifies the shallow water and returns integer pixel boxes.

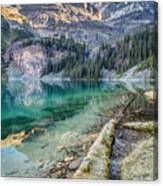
[1,80,153,177]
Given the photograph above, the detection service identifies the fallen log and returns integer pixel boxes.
[123,121,157,132]
[73,119,116,179]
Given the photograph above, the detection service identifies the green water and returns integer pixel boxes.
[1,80,153,177]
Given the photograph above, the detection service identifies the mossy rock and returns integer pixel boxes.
[120,137,157,180]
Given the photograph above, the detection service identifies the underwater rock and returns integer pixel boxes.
[123,121,157,132]
[69,157,84,170]
[1,127,46,148]
[31,127,47,135]
[120,137,157,180]
[73,119,116,179]
[1,131,30,148]
[144,90,156,104]
[64,156,74,162]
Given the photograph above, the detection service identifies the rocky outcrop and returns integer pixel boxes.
[73,119,115,179]
[21,3,101,29]
[7,44,47,79]
[1,6,29,24]
[1,14,35,73]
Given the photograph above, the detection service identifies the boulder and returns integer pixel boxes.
[69,157,84,170]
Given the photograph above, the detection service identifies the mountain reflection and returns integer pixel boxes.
[2,80,153,109]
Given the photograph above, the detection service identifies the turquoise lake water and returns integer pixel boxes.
[1,80,153,177]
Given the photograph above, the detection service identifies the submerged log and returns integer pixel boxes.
[73,119,116,179]
[123,121,157,132]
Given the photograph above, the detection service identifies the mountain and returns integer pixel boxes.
[1,2,157,80]
[2,2,156,45]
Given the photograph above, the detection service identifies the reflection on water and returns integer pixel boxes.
[2,80,129,138]
[1,80,154,177]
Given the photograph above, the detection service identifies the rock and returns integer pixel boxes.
[24,159,30,163]
[31,127,47,135]
[64,156,74,162]
[123,121,157,132]
[69,157,84,170]
[82,144,89,153]
[56,162,63,169]
[120,137,157,180]
[73,119,116,179]
[40,142,49,149]
[66,172,74,178]
[61,131,79,140]
[144,90,156,104]
[1,131,30,148]
[1,6,29,24]
[1,127,47,148]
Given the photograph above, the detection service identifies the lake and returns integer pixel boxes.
[1,80,153,177]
